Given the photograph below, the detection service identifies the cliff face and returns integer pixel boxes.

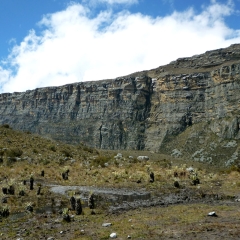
[1,44,240,165]
[0,76,152,150]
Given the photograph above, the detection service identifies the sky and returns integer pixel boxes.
[0,0,240,93]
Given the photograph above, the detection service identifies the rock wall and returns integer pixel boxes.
[146,61,240,152]
[144,44,240,165]
[0,76,152,150]
[1,43,240,165]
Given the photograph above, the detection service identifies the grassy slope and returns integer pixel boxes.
[0,125,239,239]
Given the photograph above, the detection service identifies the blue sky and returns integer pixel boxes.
[0,0,240,93]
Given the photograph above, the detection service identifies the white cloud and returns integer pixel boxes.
[98,0,138,4]
[0,1,240,93]
[100,0,138,4]
[83,0,138,5]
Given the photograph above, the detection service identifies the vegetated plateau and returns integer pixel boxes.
[0,124,239,239]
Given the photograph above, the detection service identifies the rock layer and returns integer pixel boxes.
[1,44,240,165]
[0,76,152,150]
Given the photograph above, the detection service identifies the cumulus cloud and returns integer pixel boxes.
[98,0,138,4]
[0,1,240,93]
[82,0,138,6]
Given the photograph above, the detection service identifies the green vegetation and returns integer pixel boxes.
[0,125,239,239]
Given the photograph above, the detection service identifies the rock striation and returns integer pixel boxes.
[1,44,240,165]
[0,76,152,150]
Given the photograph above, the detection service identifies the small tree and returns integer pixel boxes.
[174,181,180,188]
[192,173,200,185]
[30,175,34,190]
[62,208,71,222]
[88,192,95,214]
[37,185,41,195]
[62,169,69,180]
[26,202,33,212]
[19,185,26,196]
[0,205,10,217]
[75,198,82,215]
[149,172,154,183]
[7,179,15,195]
[70,196,76,210]
[2,187,7,195]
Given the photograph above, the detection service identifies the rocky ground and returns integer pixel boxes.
[0,185,239,240]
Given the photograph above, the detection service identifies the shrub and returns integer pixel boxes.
[42,159,50,165]
[32,149,38,154]
[1,124,10,129]
[61,149,73,158]
[160,159,172,168]
[6,148,23,158]
[49,145,56,152]
[78,142,96,153]
[82,145,94,153]
[0,205,10,217]
[92,155,111,167]
[226,164,240,173]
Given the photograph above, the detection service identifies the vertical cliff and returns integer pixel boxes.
[1,44,240,165]
[0,76,152,150]
[143,44,240,165]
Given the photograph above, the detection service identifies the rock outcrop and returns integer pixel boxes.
[0,76,152,150]
[1,44,240,165]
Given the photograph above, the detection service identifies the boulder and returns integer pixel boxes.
[102,223,112,227]
[137,156,149,161]
[110,232,117,238]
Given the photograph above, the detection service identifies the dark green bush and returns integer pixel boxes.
[61,149,73,158]
[32,149,38,154]
[6,148,23,158]
[82,145,94,153]
[43,159,50,165]
[226,164,240,173]
[49,145,56,152]
[1,124,10,129]
[78,142,99,155]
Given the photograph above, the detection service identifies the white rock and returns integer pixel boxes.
[186,167,194,172]
[70,159,76,164]
[110,232,117,238]
[137,156,149,161]
[102,222,112,227]
[116,153,122,158]
[208,211,217,216]
[171,149,182,157]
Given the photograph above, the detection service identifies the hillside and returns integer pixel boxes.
[0,44,240,166]
[0,125,240,239]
